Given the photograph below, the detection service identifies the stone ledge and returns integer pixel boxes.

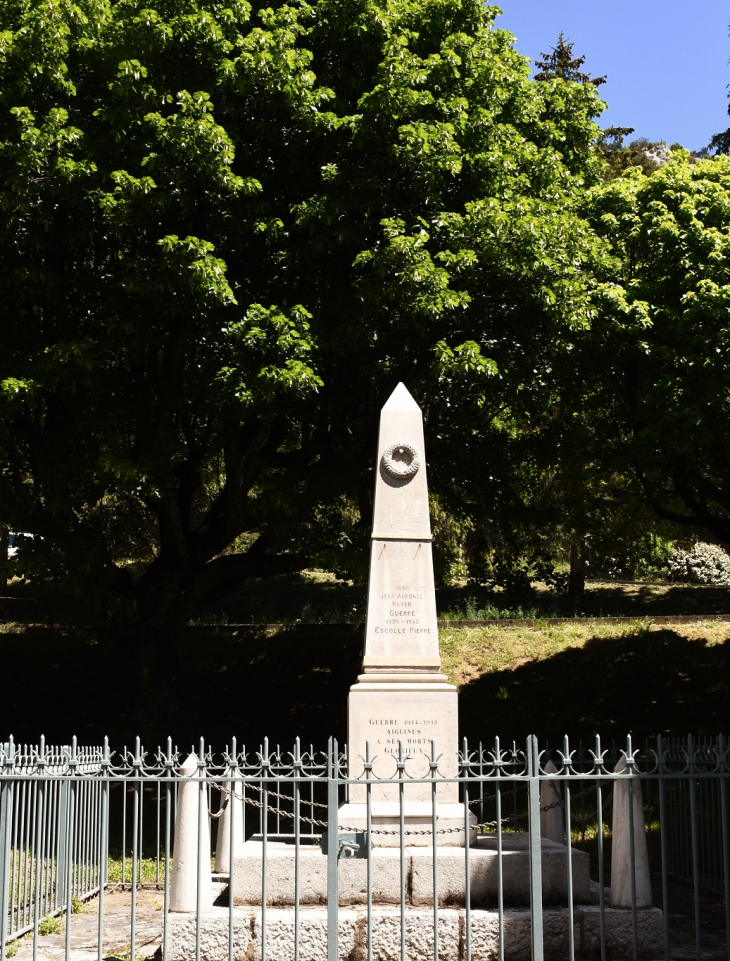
[167,904,665,961]
[232,834,590,907]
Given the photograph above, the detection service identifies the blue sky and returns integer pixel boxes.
[493,1,730,152]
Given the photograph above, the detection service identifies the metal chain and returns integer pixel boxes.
[538,788,614,823]
[211,780,329,810]
[208,779,611,836]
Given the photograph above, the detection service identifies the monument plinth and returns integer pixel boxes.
[338,383,475,845]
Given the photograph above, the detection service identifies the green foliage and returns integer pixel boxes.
[595,129,686,180]
[71,894,86,914]
[440,597,542,620]
[430,495,472,587]
[0,0,609,639]
[534,32,606,86]
[106,855,164,884]
[578,154,730,543]
[586,531,674,581]
[37,915,62,936]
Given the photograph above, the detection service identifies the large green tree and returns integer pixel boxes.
[575,155,730,542]
[0,0,606,654]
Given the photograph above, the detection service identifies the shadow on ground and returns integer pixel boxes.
[2,624,729,751]
[0,625,363,750]
[576,582,730,617]
[458,628,730,746]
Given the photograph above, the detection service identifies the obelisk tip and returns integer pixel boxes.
[382,382,420,413]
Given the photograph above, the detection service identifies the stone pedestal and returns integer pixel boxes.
[168,903,666,961]
[232,834,591,907]
[345,384,473,845]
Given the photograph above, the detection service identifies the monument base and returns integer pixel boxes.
[232,833,590,906]
[337,801,477,847]
[168,903,665,961]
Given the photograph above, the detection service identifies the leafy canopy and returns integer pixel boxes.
[0,0,608,633]
[576,155,730,541]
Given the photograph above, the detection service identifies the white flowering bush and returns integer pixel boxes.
[667,540,730,585]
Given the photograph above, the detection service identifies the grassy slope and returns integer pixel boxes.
[1,617,728,750]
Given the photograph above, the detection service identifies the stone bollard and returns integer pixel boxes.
[170,753,214,912]
[540,759,564,843]
[214,769,245,874]
[610,755,652,908]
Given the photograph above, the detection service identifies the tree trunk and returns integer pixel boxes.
[101,542,309,740]
[0,527,8,596]
[568,534,586,609]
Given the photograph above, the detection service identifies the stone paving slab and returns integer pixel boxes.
[7,888,163,961]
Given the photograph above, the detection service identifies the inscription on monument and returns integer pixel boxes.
[367,716,439,755]
[374,582,432,634]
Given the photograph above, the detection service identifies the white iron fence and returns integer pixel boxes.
[1,734,729,961]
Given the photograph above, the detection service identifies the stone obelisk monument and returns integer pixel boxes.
[338,383,474,846]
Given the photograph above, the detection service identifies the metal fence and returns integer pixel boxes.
[1,734,729,961]
[0,739,106,946]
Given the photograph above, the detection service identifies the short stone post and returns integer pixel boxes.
[170,753,213,912]
[610,755,652,908]
[214,769,244,873]
[540,759,564,843]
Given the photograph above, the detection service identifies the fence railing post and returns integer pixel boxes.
[326,738,339,961]
[527,734,544,961]
[0,740,15,961]
[55,747,71,911]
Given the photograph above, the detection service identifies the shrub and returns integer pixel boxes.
[586,532,673,581]
[38,916,62,936]
[667,540,730,585]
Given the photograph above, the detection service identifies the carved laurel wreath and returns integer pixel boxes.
[382,441,421,479]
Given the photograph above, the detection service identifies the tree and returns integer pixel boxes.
[709,25,730,154]
[576,155,730,543]
[534,32,606,86]
[0,0,607,668]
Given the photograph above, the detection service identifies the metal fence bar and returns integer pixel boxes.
[64,749,75,961]
[462,737,472,961]
[398,743,406,961]
[31,744,44,961]
[719,734,730,961]
[0,740,14,956]
[656,735,671,961]
[563,754,574,961]
[326,738,338,961]
[495,751,504,961]
[430,740,438,961]
[162,737,173,961]
[527,735,544,961]
[688,734,703,960]
[366,741,373,961]
[626,738,639,961]
[96,738,109,961]
[229,737,238,961]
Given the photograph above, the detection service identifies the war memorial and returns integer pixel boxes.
[157,386,663,960]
